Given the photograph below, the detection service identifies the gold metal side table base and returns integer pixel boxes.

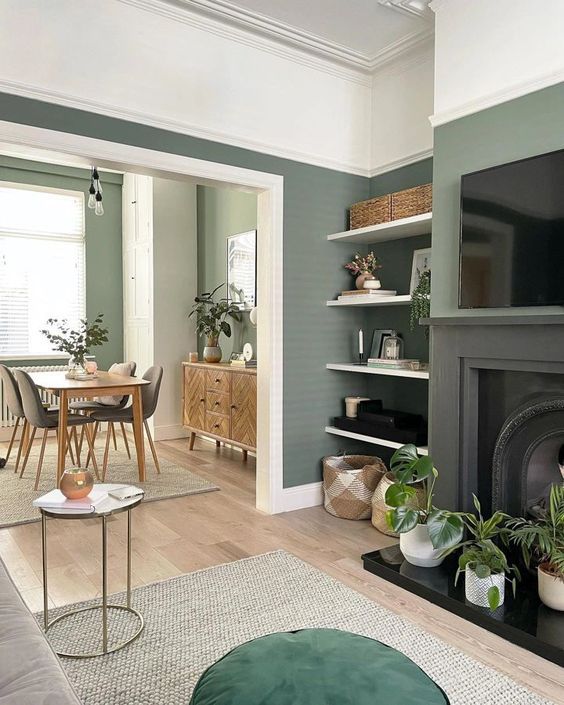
[45,604,145,659]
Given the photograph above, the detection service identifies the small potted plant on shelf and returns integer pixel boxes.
[41,314,109,378]
[410,269,430,336]
[440,495,520,611]
[385,444,464,567]
[189,284,241,363]
[344,252,382,290]
[506,483,564,611]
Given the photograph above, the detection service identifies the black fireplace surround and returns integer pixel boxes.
[427,315,564,517]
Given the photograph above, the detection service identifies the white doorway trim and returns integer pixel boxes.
[0,120,285,514]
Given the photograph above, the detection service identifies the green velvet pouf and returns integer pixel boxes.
[189,628,450,705]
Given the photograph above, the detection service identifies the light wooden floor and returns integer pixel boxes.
[0,435,562,701]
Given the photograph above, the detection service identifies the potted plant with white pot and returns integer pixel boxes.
[385,445,464,567]
[506,483,564,611]
[440,495,520,611]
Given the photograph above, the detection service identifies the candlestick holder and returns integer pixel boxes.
[357,353,367,366]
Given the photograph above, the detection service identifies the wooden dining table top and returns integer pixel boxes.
[29,370,150,391]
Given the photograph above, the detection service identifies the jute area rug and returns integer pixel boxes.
[0,446,218,528]
[42,551,554,705]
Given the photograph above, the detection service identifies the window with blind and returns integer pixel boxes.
[0,182,86,357]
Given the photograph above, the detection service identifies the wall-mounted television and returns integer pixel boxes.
[459,148,564,309]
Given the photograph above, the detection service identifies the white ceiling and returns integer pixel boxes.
[226,0,429,58]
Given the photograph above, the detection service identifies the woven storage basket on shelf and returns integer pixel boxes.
[349,195,391,230]
[323,455,386,520]
[371,472,427,537]
[391,183,432,221]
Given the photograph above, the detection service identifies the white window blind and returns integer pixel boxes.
[0,182,86,357]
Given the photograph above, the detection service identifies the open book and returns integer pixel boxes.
[33,487,108,513]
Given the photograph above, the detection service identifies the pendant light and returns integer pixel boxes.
[88,166,104,215]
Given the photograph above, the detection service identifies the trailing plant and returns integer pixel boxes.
[385,444,464,549]
[189,284,241,342]
[40,314,109,365]
[440,495,520,610]
[410,269,430,335]
[505,483,564,580]
[344,251,382,276]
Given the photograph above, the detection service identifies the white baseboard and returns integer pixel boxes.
[279,481,323,512]
[153,424,190,441]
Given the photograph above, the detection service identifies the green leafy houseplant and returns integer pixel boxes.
[189,284,241,345]
[385,444,464,550]
[40,314,109,367]
[441,495,520,610]
[410,269,430,334]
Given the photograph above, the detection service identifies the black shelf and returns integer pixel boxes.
[362,546,564,667]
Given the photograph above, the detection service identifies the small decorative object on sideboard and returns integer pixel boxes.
[189,284,241,364]
[344,252,382,290]
[41,314,108,379]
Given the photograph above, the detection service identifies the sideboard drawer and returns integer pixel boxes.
[206,369,230,394]
[205,411,230,438]
[206,390,230,415]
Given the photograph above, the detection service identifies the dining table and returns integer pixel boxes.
[29,371,150,484]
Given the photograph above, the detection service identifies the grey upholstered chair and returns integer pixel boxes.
[89,365,163,480]
[70,361,137,460]
[14,370,100,490]
[0,364,31,475]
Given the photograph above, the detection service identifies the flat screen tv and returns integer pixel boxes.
[459,148,564,308]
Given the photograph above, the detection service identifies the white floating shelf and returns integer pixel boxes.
[326,363,429,379]
[327,212,432,245]
[325,426,428,455]
[327,295,411,307]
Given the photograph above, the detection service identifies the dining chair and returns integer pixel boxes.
[14,370,101,490]
[89,365,163,480]
[0,364,31,475]
[71,361,137,461]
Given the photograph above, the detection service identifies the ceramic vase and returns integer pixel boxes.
[538,564,564,611]
[355,272,375,290]
[400,523,445,568]
[60,467,94,499]
[203,337,222,363]
[465,567,505,608]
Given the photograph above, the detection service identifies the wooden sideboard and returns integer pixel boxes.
[182,361,257,458]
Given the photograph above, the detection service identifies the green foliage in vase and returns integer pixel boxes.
[410,269,430,335]
[189,284,241,342]
[506,483,564,579]
[384,444,464,550]
[40,314,109,365]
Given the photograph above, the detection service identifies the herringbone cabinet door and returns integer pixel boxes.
[231,373,257,448]
[183,366,205,430]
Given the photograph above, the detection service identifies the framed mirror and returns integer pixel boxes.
[227,229,256,309]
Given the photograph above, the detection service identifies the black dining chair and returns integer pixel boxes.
[14,370,101,490]
[89,365,163,480]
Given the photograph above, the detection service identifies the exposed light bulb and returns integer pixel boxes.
[88,182,96,208]
[94,199,104,216]
[95,180,103,194]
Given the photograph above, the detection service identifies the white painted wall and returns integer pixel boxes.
[152,177,198,440]
[370,44,434,175]
[431,0,564,125]
[0,0,435,175]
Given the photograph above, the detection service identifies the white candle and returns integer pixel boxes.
[358,328,364,355]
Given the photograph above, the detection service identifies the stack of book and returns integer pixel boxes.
[367,358,419,370]
[33,487,108,513]
[337,289,397,303]
[230,359,257,368]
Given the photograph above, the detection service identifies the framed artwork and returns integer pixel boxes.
[410,247,431,294]
[227,230,257,309]
[369,329,396,359]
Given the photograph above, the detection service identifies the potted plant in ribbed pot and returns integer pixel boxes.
[189,284,241,363]
[385,445,464,567]
[506,483,564,611]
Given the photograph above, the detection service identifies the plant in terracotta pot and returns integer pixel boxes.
[506,483,564,611]
[385,444,464,567]
[438,496,520,610]
[344,252,382,290]
[40,314,109,378]
[189,284,241,363]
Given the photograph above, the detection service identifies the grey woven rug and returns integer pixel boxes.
[0,445,218,528]
[41,551,554,705]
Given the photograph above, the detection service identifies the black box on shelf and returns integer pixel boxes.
[333,415,428,446]
[357,401,424,430]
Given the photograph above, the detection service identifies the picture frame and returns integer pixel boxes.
[369,329,396,360]
[229,351,245,362]
[227,229,257,309]
[410,247,431,294]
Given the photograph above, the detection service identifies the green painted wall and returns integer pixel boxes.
[369,158,433,197]
[432,82,564,318]
[196,185,258,360]
[0,92,372,487]
[0,156,123,369]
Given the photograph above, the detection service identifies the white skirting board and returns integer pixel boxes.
[279,481,323,512]
[153,424,190,441]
